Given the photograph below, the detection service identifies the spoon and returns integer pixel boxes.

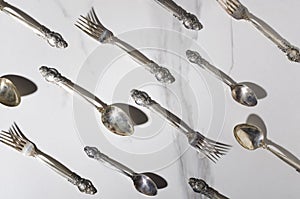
[2,74,38,96]
[186,50,257,107]
[0,77,21,107]
[234,123,300,172]
[84,146,158,196]
[39,66,135,136]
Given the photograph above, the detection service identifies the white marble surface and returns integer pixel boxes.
[0,0,300,198]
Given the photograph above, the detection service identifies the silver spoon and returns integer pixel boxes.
[39,66,134,136]
[84,146,158,196]
[0,77,21,107]
[186,50,257,107]
[234,123,300,172]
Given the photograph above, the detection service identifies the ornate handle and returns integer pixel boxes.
[130,89,194,135]
[0,1,67,48]
[39,66,107,109]
[189,178,229,199]
[35,149,97,195]
[154,0,202,30]
[84,146,135,177]
[246,13,300,63]
[186,50,237,87]
[111,37,175,84]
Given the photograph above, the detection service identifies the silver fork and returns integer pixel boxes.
[130,89,231,163]
[153,0,203,30]
[75,7,175,84]
[0,0,67,48]
[0,122,97,195]
[216,0,300,63]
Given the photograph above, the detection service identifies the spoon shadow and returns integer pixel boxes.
[246,114,300,172]
[241,82,267,100]
[2,74,37,96]
[113,103,148,126]
[142,172,168,189]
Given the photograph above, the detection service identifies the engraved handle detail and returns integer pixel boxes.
[247,13,300,63]
[154,0,203,30]
[69,173,98,195]
[0,1,67,48]
[189,178,229,199]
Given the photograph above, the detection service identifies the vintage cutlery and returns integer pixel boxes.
[75,7,175,84]
[153,0,202,30]
[186,50,257,107]
[189,178,229,199]
[84,146,158,196]
[234,123,300,172]
[131,89,231,163]
[39,66,135,136]
[216,0,300,63]
[0,0,67,48]
[0,123,97,194]
[0,77,21,107]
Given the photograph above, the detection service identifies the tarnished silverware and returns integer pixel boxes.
[75,7,175,84]
[189,178,229,199]
[234,123,300,173]
[131,89,231,163]
[216,0,300,63]
[39,66,135,136]
[0,0,67,48]
[0,77,20,107]
[153,0,202,30]
[0,123,97,194]
[84,146,158,196]
[186,50,257,107]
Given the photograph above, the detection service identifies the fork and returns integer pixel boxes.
[216,0,300,63]
[0,122,97,195]
[153,0,203,30]
[75,7,175,84]
[0,0,67,48]
[189,178,229,199]
[130,89,231,163]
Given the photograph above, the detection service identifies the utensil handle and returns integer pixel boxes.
[111,37,175,84]
[130,89,193,135]
[0,1,67,48]
[84,146,135,177]
[35,149,97,194]
[153,0,202,30]
[266,145,300,172]
[186,50,237,87]
[247,13,300,62]
[39,66,107,109]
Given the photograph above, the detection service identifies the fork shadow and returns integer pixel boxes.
[246,113,300,172]
[241,82,267,100]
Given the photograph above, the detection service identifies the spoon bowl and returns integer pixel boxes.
[101,105,134,136]
[234,123,264,150]
[0,78,21,107]
[231,84,257,107]
[132,173,158,196]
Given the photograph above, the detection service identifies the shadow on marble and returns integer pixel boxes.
[241,82,267,100]
[2,74,38,96]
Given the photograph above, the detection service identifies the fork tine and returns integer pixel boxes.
[13,122,27,139]
[90,7,101,25]
[77,16,103,34]
[75,22,98,39]
[217,0,228,11]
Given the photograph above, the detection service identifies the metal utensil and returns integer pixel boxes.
[131,89,231,163]
[0,77,21,107]
[84,146,158,196]
[216,0,300,63]
[2,74,37,96]
[186,50,257,107]
[39,66,134,136]
[0,123,97,194]
[234,123,300,172]
[75,7,175,84]
[153,0,203,30]
[189,178,229,199]
[0,0,67,48]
